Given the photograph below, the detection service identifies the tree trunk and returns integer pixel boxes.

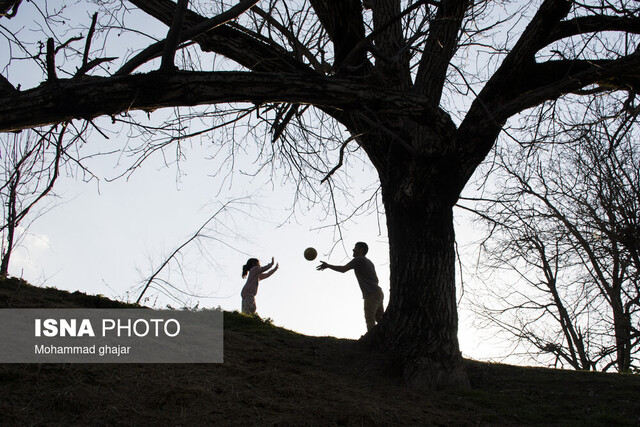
[364,147,470,390]
[610,292,632,372]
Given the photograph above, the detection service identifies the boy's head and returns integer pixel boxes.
[353,242,369,257]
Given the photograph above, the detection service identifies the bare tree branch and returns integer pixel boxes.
[0,71,450,133]
[118,0,260,75]
[415,0,469,104]
[136,198,250,305]
[159,0,188,73]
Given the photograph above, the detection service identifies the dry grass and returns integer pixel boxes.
[1,277,639,426]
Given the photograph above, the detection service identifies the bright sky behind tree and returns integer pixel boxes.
[11,142,495,359]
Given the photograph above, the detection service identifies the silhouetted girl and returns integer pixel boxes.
[241,257,279,315]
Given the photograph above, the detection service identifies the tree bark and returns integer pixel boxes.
[381,200,468,389]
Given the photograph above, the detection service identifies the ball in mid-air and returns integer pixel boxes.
[304,247,317,261]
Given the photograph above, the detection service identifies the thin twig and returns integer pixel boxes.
[136,198,248,304]
[82,13,98,68]
[320,134,361,184]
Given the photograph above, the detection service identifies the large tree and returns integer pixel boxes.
[1,0,639,389]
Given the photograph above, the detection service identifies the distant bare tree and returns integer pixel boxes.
[466,96,639,372]
[0,127,66,276]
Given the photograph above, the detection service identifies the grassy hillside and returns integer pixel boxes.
[1,277,639,425]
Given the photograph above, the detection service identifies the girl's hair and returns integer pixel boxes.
[242,258,259,278]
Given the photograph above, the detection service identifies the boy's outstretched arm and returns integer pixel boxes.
[317,261,350,273]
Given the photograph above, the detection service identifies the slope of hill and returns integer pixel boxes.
[1,277,639,425]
